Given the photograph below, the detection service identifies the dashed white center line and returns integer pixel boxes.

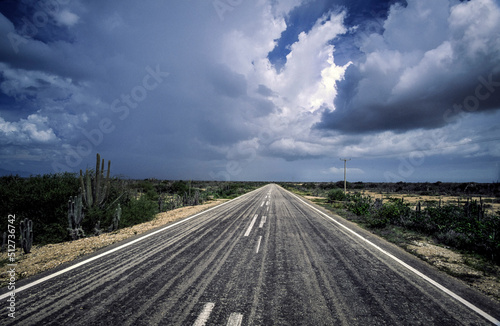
[260,201,264,207]
[226,313,243,326]
[193,302,215,326]
[256,236,262,253]
[244,214,258,237]
[259,215,266,228]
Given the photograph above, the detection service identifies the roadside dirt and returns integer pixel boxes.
[0,199,227,288]
[405,240,500,301]
[360,190,500,214]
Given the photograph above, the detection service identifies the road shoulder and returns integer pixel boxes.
[0,199,228,291]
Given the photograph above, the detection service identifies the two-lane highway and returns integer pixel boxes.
[1,184,499,325]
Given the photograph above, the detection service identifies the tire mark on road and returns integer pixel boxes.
[9,191,263,326]
[124,202,258,325]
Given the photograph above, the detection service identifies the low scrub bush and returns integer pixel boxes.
[0,173,79,245]
[1,175,264,246]
[336,192,500,263]
[346,193,372,217]
[327,188,345,202]
[375,198,411,227]
[120,195,158,228]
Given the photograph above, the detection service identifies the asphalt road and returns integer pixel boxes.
[2,184,500,325]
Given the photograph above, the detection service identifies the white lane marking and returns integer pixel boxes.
[256,236,262,253]
[260,201,264,207]
[288,190,500,326]
[244,214,258,237]
[0,188,264,300]
[193,302,215,326]
[266,201,269,206]
[259,216,266,228]
[226,313,243,326]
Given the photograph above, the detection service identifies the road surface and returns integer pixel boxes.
[1,184,499,325]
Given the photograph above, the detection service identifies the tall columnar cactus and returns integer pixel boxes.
[20,218,33,254]
[80,153,111,209]
[68,192,85,240]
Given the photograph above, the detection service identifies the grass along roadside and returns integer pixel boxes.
[299,192,500,303]
[0,199,228,289]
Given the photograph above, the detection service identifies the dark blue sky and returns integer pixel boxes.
[0,0,499,182]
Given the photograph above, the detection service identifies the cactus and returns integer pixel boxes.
[80,153,111,209]
[20,218,33,254]
[68,192,85,240]
[108,204,121,232]
[193,190,200,205]
[158,196,163,212]
[94,220,102,236]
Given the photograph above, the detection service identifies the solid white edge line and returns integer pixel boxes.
[0,187,264,300]
[193,302,215,326]
[287,189,500,325]
[226,312,243,326]
[244,214,258,237]
[256,236,262,253]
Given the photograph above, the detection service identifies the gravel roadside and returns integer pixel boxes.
[0,199,228,288]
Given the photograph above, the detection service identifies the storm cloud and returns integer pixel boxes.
[316,0,500,133]
[0,0,499,182]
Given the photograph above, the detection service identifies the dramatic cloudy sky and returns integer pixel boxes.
[1,0,499,182]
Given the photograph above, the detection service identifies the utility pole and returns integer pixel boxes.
[339,158,351,194]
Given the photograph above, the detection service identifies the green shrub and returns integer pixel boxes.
[327,188,345,202]
[120,195,158,228]
[0,173,79,245]
[378,198,411,225]
[346,193,372,217]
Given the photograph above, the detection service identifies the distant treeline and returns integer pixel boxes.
[280,181,500,197]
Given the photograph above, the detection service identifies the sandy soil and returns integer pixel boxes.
[0,199,227,288]
[406,240,500,301]
[360,190,500,214]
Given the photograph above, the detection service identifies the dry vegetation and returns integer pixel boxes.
[0,199,227,288]
[360,190,500,214]
[311,191,500,302]
[289,181,500,302]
